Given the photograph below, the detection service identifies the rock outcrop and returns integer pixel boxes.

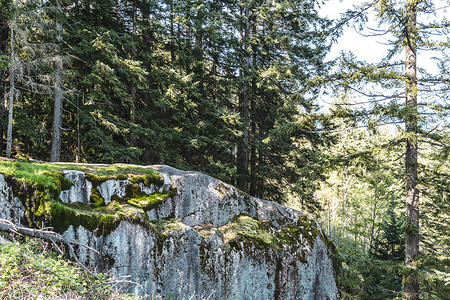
[0,164,339,300]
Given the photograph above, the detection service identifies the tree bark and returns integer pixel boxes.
[169,0,175,63]
[129,0,137,147]
[6,19,14,158]
[50,0,63,162]
[0,12,8,155]
[404,1,419,299]
[249,18,257,197]
[369,177,378,254]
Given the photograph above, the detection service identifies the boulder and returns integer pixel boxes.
[0,165,339,300]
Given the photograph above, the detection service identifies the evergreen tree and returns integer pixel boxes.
[373,195,405,261]
[2,0,333,211]
[0,0,14,156]
[49,0,63,162]
[328,0,449,297]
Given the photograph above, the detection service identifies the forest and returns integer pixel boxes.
[0,0,448,299]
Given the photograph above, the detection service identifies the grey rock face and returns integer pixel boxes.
[97,179,129,205]
[0,166,340,300]
[60,170,92,204]
[0,174,25,224]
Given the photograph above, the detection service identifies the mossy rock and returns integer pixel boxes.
[129,174,164,187]
[219,214,281,251]
[48,201,149,237]
[0,161,173,238]
[276,216,320,247]
[127,193,169,211]
[122,185,176,212]
[85,173,120,187]
[84,172,163,189]
[5,175,60,228]
[90,188,106,207]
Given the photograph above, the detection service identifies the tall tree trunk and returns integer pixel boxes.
[404,1,419,299]
[249,114,256,195]
[6,19,14,158]
[327,197,331,237]
[50,0,63,162]
[249,18,257,197]
[0,13,8,155]
[194,30,204,97]
[129,0,137,147]
[369,176,378,254]
[169,0,175,63]
[76,96,81,163]
[237,5,250,192]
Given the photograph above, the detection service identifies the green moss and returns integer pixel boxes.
[3,168,74,228]
[129,173,164,187]
[151,219,185,235]
[48,201,148,237]
[42,171,73,193]
[127,193,169,211]
[125,184,144,198]
[276,225,301,245]
[90,188,105,207]
[276,215,320,248]
[119,185,176,212]
[148,219,185,253]
[5,176,54,228]
[215,213,335,264]
[116,174,128,181]
[85,173,117,187]
[219,215,281,250]
[0,159,161,189]
[217,214,326,255]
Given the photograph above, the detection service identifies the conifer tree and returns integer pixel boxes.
[330,0,449,297]
[0,0,13,155]
[50,0,63,162]
[5,13,14,158]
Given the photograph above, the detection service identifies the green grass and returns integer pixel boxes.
[0,239,132,300]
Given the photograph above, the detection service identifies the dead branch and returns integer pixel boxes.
[0,218,100,279]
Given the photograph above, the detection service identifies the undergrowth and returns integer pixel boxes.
[0,238,133,300]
